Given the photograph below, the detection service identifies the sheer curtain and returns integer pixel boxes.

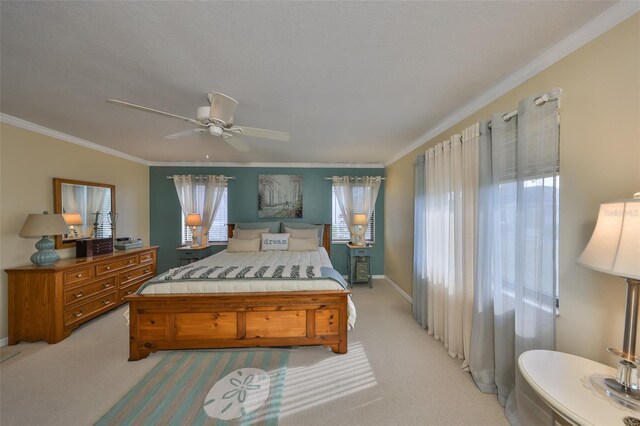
[469,94,559,424]
[62,185,106,238]
[332,176,381,242]
[421,127,479,365]
[173,175,227,244]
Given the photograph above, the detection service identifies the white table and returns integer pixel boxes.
[519,350,639,425]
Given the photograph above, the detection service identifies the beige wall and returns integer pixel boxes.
[384,14,640,365]
[0,123,150,341]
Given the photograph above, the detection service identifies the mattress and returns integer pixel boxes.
[138,247,357,328]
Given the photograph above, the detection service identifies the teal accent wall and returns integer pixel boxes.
[150,166,385,275]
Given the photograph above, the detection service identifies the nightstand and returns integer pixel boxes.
[346,244,372,288]
[176,245,214,266]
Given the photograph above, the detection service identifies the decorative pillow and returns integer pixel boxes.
[288,237,319,251]
[285,227,318,240]
[281,222,323,245]
[227,237,261,252]
[261,233,290,251]
[236,221,281,234]
[233,228,269,239]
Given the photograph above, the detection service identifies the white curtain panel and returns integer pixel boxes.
[423,126,479,365]
[332,176,381,241]
[173,175,227,244]
[85,186,107,238]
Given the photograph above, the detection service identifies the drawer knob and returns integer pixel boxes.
[102,300,112,306]
[73,311,83,318]
[126,290,133,295]
[126,275,132,280]
[144,269,150,273]
[76,273,83,278]
[103,282,112,288]
[106,266,111,270]
[73,292,83,298]
[128,260,133,264]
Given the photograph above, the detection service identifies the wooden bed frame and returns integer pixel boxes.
[127,224,349,361]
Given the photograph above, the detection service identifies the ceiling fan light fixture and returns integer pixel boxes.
[196,106,210,121]
[208,125,224,137]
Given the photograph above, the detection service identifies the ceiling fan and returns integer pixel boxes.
[107,92,290,152]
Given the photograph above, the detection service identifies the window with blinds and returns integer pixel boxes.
[95,192,112,238]
[180,187,229,244]
[331,187,375,243]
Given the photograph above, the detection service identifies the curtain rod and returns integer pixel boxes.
[323,177,386,181]
[488,88,562,127]
[166,176,235,180]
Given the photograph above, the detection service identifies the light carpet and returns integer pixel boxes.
[96,350,288,426]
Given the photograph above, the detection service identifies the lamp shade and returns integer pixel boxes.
[577,195,640,280]
[19,213,69,238]
[352,213,369,226]
[63,213,83,226]
[186,213,202,226]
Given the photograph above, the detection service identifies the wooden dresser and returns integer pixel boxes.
[6,246,158,345]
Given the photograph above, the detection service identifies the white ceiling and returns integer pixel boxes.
[0,1,619,165]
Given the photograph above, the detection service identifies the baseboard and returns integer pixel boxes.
[0,337,8,348]
[383,276,413,304]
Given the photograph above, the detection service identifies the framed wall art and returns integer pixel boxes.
[258,174,303,218]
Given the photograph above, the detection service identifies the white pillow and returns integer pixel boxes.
[233,228,269,239]
[288,237,319,251]
[284,227,319,241]
[261,233,290,251]
[227,237,260,252]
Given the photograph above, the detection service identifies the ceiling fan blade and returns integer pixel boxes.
[224,136,250,152]
[233,125,290,141]
[107,99,203,126]
[164,128,206,140]
[209,92,238,124]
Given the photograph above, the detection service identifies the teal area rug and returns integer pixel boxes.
[96,350,289,426]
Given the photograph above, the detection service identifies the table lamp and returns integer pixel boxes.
[186,213,202,247]
[19,211,70,265]
[351,213,368,247]
[577,193,640,398]
[63,212,83,239]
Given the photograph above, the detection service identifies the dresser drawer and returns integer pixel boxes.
[64,276,116,306]
[119,264,154,287]
[63,267,94,286]
[351,248,371,256]
[119,281,145,302]
[139,251,155,264]
[96,256,138,276]
[64,291,117,326]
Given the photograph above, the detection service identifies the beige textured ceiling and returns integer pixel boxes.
[0,1,616,165]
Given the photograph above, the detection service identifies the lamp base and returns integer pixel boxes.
[30,236,60,266]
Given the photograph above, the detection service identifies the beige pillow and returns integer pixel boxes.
[233,228,269,239]
[227,237,260,252]
[285,227,319,241]
[288,237,319,251]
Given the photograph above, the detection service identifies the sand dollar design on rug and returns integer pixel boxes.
[203,368,271,420]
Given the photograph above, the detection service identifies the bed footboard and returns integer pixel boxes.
[126,290,349,361]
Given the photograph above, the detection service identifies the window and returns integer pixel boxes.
[180,187,228,244]
[331,187,375,243]
[95,191,112,239]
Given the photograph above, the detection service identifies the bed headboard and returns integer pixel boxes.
[227,224,332,256]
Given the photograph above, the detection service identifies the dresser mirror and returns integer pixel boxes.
[53,178,116,249]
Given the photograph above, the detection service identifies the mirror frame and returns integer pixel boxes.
[53,178,116,250]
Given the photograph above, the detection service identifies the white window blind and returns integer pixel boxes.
[95,192,112,238]
[181,186,228,244]
[331,187,375,243]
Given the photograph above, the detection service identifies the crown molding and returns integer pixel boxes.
[1,113,384,169]
[0,113,150,165]
[148,161,385,169]
[385,2,640,166]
